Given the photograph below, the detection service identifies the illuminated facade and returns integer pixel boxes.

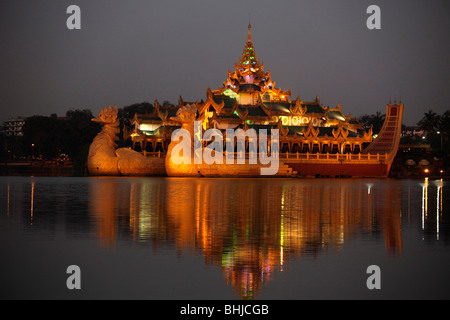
[130,24,370,153]
[128,24,404,177]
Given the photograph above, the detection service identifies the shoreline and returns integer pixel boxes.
[0,163,447,180]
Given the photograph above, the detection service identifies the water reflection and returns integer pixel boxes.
[89,178,120,247]
[421,178,444,241]
[30,181,35,225]
[87,177,414,299]
[1,177,446,299]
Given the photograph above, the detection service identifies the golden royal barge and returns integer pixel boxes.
[88,24,403,178]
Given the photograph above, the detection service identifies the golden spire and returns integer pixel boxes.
[235,22,263,75]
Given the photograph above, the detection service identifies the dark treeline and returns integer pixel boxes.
[0,102,161,170]
[415,109,450,157]
[358,111,386,135]
[23,110,100,161]
[359,109,450,157]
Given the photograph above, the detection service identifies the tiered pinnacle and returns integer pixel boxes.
[236,23,264,77]
[213,23,291,103]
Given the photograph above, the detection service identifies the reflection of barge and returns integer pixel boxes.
[89,24,404,178]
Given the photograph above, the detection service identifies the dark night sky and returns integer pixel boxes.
[0,0,449,126]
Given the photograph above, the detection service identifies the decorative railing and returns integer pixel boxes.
[141,151,165,158]
[140,150,388,163]
[279,151,388,162]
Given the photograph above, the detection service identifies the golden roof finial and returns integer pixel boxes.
[247,22,252,43]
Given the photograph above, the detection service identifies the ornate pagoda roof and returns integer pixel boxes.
[132,23,365,135]
[211,24,291,100]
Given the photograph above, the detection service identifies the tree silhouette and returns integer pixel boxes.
[22,110,100,161]
[439,110,450,134]
[358,111,385,134]
[417,110,440,133]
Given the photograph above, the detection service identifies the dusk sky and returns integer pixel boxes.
[1,0,449,126]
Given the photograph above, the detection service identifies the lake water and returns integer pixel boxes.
[0,176,449,300]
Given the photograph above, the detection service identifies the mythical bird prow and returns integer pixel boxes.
[88,106,166,176]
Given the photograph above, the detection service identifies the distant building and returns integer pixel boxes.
[402,126,424,138]
[2,117,25,136]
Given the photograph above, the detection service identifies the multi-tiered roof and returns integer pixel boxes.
[129,23,374,154]
[212,23,291,103]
